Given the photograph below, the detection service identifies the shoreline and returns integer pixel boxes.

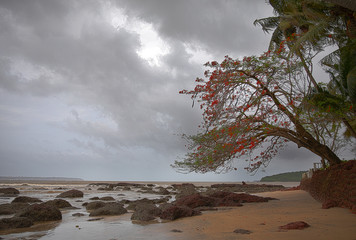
[141,190,356,240]
[2,183,353,239]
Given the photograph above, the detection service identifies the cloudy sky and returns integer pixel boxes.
[0,0,330,182]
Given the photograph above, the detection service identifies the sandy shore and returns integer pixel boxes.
[143,190,356,240]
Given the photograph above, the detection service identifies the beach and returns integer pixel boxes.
[1,182,355,240]
[153,190,356,240]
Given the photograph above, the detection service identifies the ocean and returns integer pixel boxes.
[0,181,299,240]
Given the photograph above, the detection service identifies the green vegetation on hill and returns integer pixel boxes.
[260,171,307,182]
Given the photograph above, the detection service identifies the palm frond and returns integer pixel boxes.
[253,16,280,33]
[290,21,329,54]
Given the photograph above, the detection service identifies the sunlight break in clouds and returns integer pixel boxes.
[108,6,170,67]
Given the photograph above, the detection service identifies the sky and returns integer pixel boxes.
[0,0,347,182]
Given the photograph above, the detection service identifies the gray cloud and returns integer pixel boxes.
[0,0,326,181]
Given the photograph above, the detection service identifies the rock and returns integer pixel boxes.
[160,205,200,220]
[89,203,127,216]
[0,188,20,195]
[209,191,274,206]
[126,198,157,211]
[89,197,100,200]
[0,203,29,215]
[12,196,42,203]
[156,187,170,195]
[87,217,103,221]
[72,213,86,217]
[86,201,107,210]
[43,199,72,209]
[99,196,115,201]
[0,217,33,230]
[131,203,161,222]
[17,203,62,221]
[173,183,198,199]
[98,187,113,191]
[194,207,218,212]
[322,200,338,209]
[210,183,285,193]
[175,194,216,209]
[279,221,310,230]
[233,228,252,234]
[56,189,83,198]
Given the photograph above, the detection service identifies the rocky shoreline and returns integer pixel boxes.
[0,182,286,234]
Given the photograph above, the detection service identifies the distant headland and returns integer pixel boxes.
[260,171,307,182]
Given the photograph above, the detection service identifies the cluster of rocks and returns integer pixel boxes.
[0,188,79,231]
[0,182,286,231]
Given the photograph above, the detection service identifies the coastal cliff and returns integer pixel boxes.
[300,160,356,213]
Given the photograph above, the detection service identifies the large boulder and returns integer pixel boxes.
[17,203,62,221]
[175,194,216,209]
[131,203,161,222]
[0,187,20,195]
[0,203,29,215]
[173,183,198,199]
[85,201,107,210]
[43,199,72,209]
[125,198,161,211]
[89,203,127,216]
[160,205,200,220]
[0,217,33,230]
[12,196,42,203]
[56,189,83,198]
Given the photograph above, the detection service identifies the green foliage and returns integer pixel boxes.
[255,0,356,137]
[260,171,307,182]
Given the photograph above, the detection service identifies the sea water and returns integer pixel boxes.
[0,181,299,240]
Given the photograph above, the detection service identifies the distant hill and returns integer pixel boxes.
[260,171,307,182]
[0,176,84,181]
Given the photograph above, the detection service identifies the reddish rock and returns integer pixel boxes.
[322,200,338,209]
[352,205,356,214]
[279,221,310,230]
[209,191,274,205]
[175,194,216,208]
[160,205,200,220]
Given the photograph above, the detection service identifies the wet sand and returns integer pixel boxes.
[146,190,356,240]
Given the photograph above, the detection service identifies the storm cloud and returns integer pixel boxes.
[0,0,325,181]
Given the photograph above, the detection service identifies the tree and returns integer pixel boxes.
[254,0,356,138]
[175,45,345,174]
